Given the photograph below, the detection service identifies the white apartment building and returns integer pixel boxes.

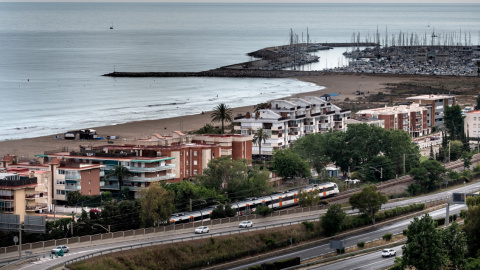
[234,96,351,159]
[464,110,480,138]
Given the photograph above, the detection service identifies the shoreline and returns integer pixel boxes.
[0,73,411,159]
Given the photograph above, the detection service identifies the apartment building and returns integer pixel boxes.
[345,117,385,130]
[406,94,456,127]
[37,148,173,199]
[0,172,38,222]
[357,103,430,137]
[233,96,351,159]
[464,110,480,138]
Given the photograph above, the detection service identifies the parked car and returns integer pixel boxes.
[194,226,209,234]
[51,245,69,254]
[382,248,396,257]
[239,221,253,228]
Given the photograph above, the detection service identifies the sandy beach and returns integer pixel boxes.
[0,73,407,160]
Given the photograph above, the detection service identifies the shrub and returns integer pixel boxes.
[302,221,314,231]
[436,217,445,226]
[382,233,392,241]
[318,200,328,205]
[357,242,365,248]
[403,229,408,236]
[254,205,274,217]
[336,247,345,254]
[460,209,467,219]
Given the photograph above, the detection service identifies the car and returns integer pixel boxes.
[239,221,253,228]
[51,245,69,254]
[382,248,396,257]
[194,226,209,234]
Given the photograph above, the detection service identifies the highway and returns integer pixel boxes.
[226,205,466,270]
[5,182,479,270]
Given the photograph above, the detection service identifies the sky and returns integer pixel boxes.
[2,0,480,3]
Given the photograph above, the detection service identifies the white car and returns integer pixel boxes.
[382,248,396,257]
[239,221,253,228]
[51,245,69,254]
[194,226,209,234]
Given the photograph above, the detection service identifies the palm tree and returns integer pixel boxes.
[106,165,132,191]
[211,103,233,134]
[253,128,270,162]
[253,102,268,113]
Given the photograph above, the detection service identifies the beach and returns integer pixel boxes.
[0,73,407,160]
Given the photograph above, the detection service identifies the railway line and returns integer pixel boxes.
[329,154,480,203]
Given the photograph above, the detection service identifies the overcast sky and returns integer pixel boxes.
[2,0,479,3]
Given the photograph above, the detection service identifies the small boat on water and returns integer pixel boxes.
[110,22,113,29]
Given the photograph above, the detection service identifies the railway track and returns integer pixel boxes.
[329,154,480,203]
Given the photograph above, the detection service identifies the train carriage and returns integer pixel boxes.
[169,182,339,224]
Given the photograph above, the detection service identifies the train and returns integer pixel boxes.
[169,182,339,224]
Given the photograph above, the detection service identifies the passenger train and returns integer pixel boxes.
[169,182,339,224]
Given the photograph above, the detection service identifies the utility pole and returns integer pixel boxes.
[403,153,406,175]
[19,225,22,259]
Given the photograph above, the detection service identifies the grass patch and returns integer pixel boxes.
[70,224,319,270]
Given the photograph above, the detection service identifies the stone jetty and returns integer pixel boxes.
[103,69,326,78]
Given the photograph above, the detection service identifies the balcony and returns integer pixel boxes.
[0,177,37,187]
[25,205,36,212]
[64,174,81,180]
[295,114,306,119]
[126,164,176,172]
[65,184,81,191]
[102,184,120,190]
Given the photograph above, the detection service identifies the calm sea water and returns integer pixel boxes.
[0,3,479,141]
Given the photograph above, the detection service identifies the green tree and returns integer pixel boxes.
[383,128,420,175]
[196,123,221,134]
[444,105,464,141]
[443,222,467,269]
[429,144,435,160]
[462,151,473,169]
[464,196,480,257]
[349,185,388,225]
[66,190,82,206]
[139,183,175,227]
[253,128,270,163]
[101,191,112,203]
[293,133,330,175]
[106,165,132,191]
[297,189,320,207]
[272,148,311,179]
[409,159,447,192]
[321,204,346,236]
[211,103,233,134]
[465,257,480,270]
[448,140,463,161]
[402,214,447,270]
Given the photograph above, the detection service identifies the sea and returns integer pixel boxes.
[1,2,479,141]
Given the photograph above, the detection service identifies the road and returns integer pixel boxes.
[226,204,466,270]
[311,244,404,270]
[6,182,479,270]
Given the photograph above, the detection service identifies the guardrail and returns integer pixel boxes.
[61,197,451,268]
[62,217,319,268]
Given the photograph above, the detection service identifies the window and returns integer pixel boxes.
[475,117,477,121]
[89,190,91,195]
[56,190,66,195]
[57,170,66,175]
[193,160,197,166]
[194,151,197,156]
[186,161,189,166]
[56,180,65,185]
[89,180,91,184]
[193,170,198,175]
